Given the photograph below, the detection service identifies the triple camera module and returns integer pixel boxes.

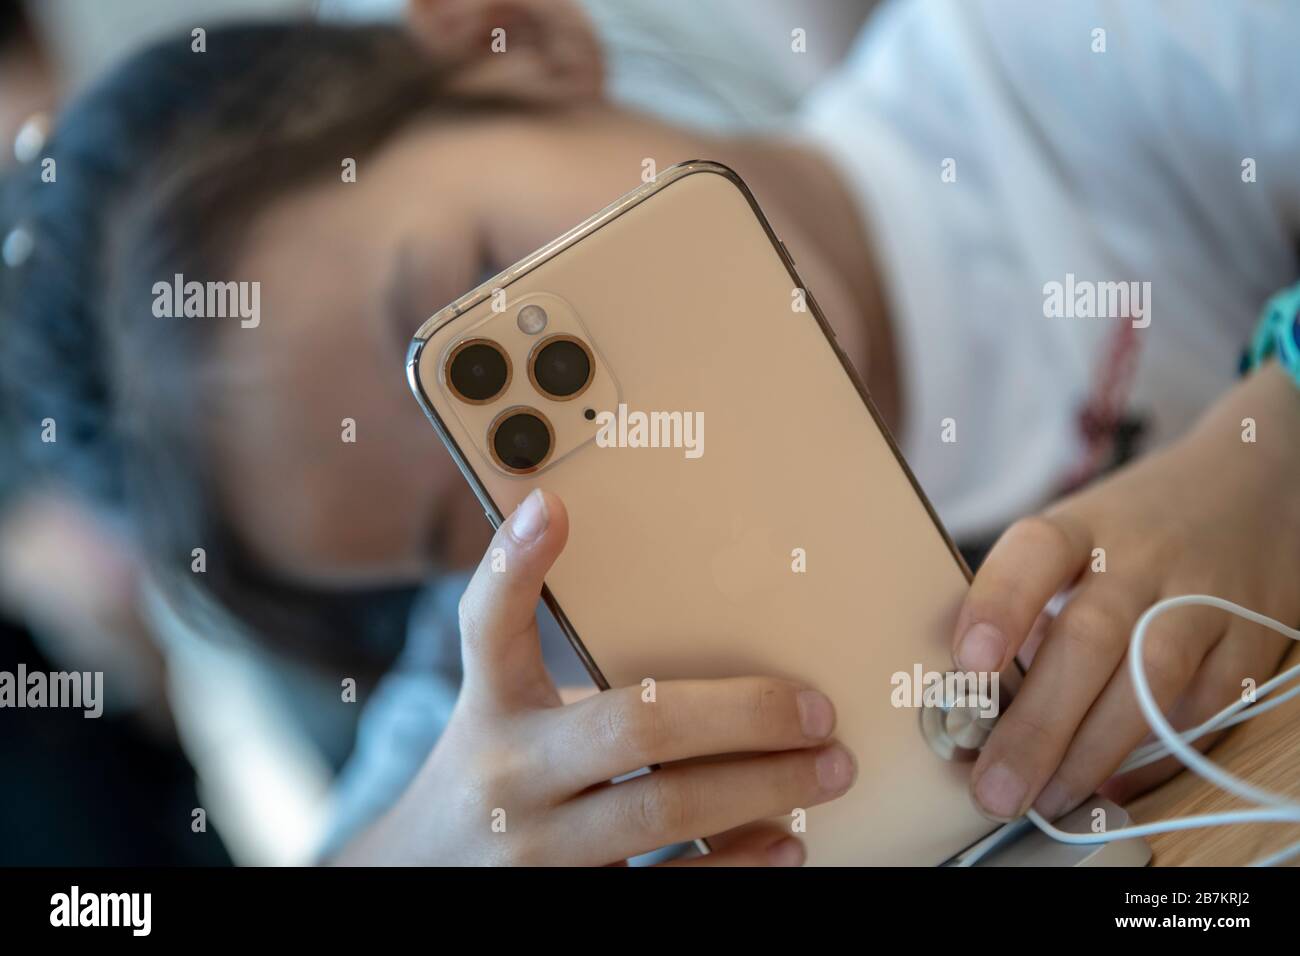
[445,309,597,474]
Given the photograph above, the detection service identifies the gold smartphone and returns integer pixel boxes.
[408,161,1009,865]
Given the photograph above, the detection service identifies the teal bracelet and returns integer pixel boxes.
[1241,280,1300,389]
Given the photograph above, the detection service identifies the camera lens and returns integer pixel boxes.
[447,339,510,403]
[490,408,554,473]
[530,335,594,400]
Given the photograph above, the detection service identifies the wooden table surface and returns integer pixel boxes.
[1128,642,1300,866]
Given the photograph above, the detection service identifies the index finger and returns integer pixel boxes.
[953,513,1092,675]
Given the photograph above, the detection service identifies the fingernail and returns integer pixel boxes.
[1034,776,1073,821]
[510,489,548,542]
[973,762,1027,820]
[767,837,805,867]
[815,744,856,794]
[957,622,1005,673]
[796,690,834,739]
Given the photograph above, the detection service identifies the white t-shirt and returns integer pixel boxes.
[798,0,1300,540]
[581,0,872,131]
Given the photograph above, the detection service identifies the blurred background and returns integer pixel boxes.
[0,0,879,866]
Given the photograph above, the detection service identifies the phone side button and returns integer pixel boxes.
[485,510,501,530]
[779,240,796,264]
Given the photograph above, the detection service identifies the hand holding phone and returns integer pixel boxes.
[409,163,1010,864]
[333,489,855,866]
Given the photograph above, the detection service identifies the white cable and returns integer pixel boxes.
[1120,663,1300,772]
[1250,840,1300,868]
[960,595,1300,867]
[1028,805,1300,842]
[1128,596,1298,808]
[1121,680,1300,770]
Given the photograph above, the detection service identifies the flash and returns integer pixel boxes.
[516,304,548,335]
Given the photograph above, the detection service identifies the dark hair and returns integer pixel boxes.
[0,0,32,51]
[0,21,528,672]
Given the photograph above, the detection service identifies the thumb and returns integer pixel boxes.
[457,489,569,710]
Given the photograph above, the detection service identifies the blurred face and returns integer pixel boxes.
[214,106,724,587]
[213,97,877,591]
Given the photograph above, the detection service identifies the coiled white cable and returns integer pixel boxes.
[958,595,1300,867]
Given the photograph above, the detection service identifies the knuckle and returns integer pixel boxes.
[1210,668,1250,710]
[597,689,670,763]
[1138,634,1194,691]
[1207,643,1261,706]
[998,706,1059,757]
[467,744,528,798]
[630,775,690,837]
[970,514,1079,625]
[1009,514,1075,557]
[1055,599,1129,656]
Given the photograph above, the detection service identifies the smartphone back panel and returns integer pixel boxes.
[409,162,1000,865]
